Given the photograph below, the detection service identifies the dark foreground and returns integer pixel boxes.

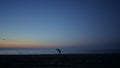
[0,54,120,68]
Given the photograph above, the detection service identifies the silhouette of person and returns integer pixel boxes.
[55,48,62,64]
[3,38,5,40]
[56,48,61,54]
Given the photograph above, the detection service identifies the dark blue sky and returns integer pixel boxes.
[0,0,120,53]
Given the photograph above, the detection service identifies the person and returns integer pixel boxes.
[3,38,5,40]
[56,48,61,54]
[55,48,62,64]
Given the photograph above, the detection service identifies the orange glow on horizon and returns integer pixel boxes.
[0,40,57,48]
[0,40,104,48]
[0,40,74,48]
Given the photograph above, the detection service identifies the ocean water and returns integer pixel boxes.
[0,48,120,54]
[0,48,57,54]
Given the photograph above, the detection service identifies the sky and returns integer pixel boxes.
[0,0,120,54]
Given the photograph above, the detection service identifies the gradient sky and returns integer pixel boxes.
[0,0,120,53]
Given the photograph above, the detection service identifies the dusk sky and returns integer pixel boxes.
[0,0,120,54]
